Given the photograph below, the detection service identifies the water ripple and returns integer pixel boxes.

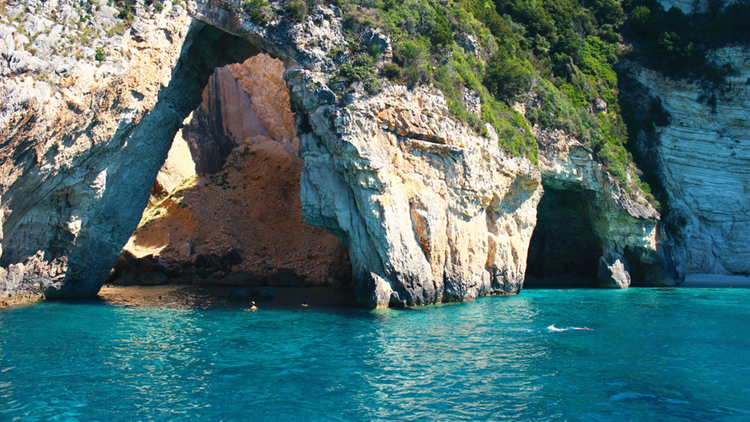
[1,289,749,420]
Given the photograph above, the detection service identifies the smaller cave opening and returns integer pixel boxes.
[525,187,602,287]
[109,51,352,295]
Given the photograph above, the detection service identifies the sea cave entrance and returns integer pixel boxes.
[109,24,351,292]
[525,187,602,287]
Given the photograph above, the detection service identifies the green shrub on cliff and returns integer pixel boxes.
[619,0,744,87]
[455,0,651,193]
[95,47,106,62]
[287,0,307,22]
[329,54,381,94]
[333,0,538,161]
[243,0,274,25]
[113,0,135,23]
[327,0,676,195]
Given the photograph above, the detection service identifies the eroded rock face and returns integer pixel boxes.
[290,76,542,307]
[0,3,197,298]
[0,0,681,307]
[227,54,298,145]
[0,0,261,299]
[625,47,750,278]
[598,252,631,289]
[182,66,272,173]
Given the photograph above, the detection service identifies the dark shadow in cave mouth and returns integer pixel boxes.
[525,187,602,287]
[109,24,353,294]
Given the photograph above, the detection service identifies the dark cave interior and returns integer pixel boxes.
[525,187,603,287]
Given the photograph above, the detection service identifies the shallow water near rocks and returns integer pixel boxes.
[1,288,749,421]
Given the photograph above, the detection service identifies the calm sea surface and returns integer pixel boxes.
[1,288,749,421]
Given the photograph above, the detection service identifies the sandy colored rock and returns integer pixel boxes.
[228,55,297,145]
[132,56,348,287]
[126,137,349,285]
[154,128,197,196]
[290,74,543,308]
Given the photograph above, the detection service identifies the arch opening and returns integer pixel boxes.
[525,187,602,287]
[108,33,352,294]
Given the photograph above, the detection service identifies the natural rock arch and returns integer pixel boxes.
[117,53,351,290]
[65,23,262,297]
[0,2,672,309]
[0,20,269,298]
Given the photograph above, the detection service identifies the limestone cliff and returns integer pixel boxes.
[290,78,542,307]
[0,0,542,307]
[624,46,750,278]
[0,0,685,308]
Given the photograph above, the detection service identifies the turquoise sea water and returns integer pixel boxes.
[1,288,749,421]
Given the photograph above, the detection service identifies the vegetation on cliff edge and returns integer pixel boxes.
[324,0,650,198]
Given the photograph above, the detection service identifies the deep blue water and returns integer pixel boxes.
[1,288,750,421]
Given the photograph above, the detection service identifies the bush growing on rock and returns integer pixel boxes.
[287,0,307,22]
[330,54,381,94]
[484,56,533,101]
[326,0,689,194]
[381,62,402,81]
[243,0,274,25]
[326,46,345,61]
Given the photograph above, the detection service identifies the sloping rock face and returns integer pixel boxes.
[0,0,264,299]
[227,55,298,145]
[153,125,197,198]
[625,46,750,278]
[182,66,272,173]
[0,1,198,298]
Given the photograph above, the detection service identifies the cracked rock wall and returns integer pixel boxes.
[290,75,542,307]
[626,46,750,278]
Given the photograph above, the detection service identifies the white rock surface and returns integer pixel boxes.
[290,75,543,307]
[628,46,750,278]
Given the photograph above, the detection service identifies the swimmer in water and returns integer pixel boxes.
[250,301,258,311]
[548,324,592,332]
[301,299,308,307]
